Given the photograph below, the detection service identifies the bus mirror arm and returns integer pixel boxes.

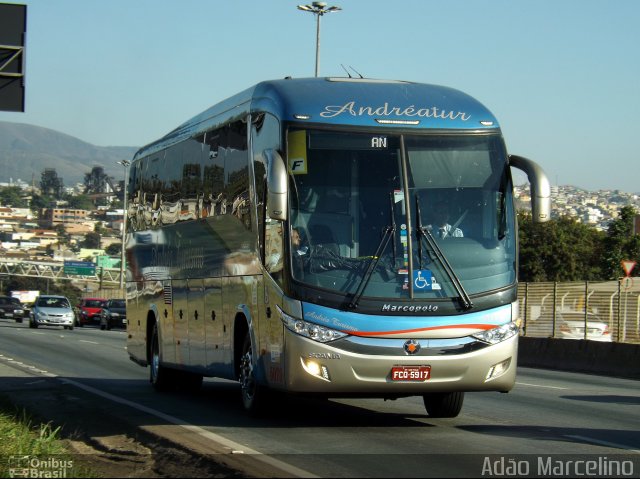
[266,149,288,221]
[509,155,551,223]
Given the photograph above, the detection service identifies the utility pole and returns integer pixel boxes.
[117,159,130,291]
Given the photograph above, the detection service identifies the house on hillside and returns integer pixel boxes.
[39,207,91,228]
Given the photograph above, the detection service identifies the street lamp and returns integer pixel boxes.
[297,2,342,77]
[117,159,130,291]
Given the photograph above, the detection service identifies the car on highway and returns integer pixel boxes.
[99,298,127,330]
[0,296,26,323]
[557,311,612,342]
[29,295,75,330]
[77,297,107,327]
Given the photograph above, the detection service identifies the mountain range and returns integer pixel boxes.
[0,121,139,187]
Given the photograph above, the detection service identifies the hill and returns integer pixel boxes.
[0,121,139,186]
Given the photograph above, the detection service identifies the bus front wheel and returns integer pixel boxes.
[150,323,173,391]
[423,392,464,418]
[239,332,269,415]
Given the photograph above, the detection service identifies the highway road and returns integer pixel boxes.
[0,318,638,478]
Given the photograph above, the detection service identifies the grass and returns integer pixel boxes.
[0,395,95,477]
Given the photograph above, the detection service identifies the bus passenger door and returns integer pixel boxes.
[262,273,284,387]
[203,277,225,374]
[262,219,285,387]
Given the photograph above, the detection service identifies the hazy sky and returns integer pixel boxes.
[1,0,639,192]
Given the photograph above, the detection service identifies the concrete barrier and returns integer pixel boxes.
[518,337,640,379]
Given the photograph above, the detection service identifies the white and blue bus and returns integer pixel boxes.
[126,77,550,417]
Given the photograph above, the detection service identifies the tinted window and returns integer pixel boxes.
[251,113,280,261]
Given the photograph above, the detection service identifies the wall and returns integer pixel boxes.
[518,337,640,379]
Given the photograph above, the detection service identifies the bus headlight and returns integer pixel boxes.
[472,322,519,345]
[278,306,347,343]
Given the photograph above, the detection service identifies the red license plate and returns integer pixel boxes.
[390,365,431,381]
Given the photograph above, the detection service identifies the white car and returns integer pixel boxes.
[557,312,611,342]
[29,295,75,330]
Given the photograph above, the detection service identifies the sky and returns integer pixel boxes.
[0,0,639,193]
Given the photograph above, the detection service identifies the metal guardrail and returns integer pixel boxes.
[518,280,640,344]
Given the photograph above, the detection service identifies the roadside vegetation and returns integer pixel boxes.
[518,205,640,281]
[0,396,94,477]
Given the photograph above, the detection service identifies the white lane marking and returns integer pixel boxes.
[516,382,569,390]
[0,355,320,478]
[0,356,54,377]
[0,356,316,476]
[565,435,640,454]
[79,340,100,344]
[25,380,47,386]
[58,377,318,478]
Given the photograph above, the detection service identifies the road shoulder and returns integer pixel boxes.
[0,359,250,478]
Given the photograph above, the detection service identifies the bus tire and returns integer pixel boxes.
[150,322,174,391]
[239,331,269,415]
[423,392,464,418]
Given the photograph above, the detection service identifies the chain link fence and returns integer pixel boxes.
[518,280,640,344]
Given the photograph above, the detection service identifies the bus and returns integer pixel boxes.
[126,77,551,417]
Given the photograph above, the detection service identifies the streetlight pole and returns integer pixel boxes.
[117,159,130,291]
[297,2,342,77]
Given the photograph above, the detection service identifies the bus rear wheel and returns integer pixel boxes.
[423,392,464,418]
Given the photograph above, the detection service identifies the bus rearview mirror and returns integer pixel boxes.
[509,155,551,223]
[267,150,288,221]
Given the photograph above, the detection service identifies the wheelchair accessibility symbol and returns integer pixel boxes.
[413,270,433,290]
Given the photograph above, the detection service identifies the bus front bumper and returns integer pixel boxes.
[280,330,518,395]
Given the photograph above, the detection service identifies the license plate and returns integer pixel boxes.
[391,365,431,381]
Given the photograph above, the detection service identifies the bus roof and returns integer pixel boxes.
[134,77,500,160]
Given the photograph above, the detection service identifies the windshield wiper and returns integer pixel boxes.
[415,195,473,310]
[349,192,396,309]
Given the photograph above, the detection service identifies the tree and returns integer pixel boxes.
[105,242,122,256]
[0,186,28,207]
[518,212,605,282]
[40,169,64,199]
[84,166,112,194]
[82,232,101,249]
[94,221,107,236]
[29,193,53,218]
[64,193,94,210]
[55,224,69,245]
[601,206,640,279]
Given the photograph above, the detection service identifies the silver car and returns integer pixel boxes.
[557,311,611,342]
[29,295,75,330]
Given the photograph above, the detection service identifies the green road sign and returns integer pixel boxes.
[63,260,96,276]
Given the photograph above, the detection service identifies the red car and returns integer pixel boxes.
[77,297,107,327]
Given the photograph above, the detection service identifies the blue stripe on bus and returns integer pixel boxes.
[302,302,512,335]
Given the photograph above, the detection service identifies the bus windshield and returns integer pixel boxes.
[288,129,516,301]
